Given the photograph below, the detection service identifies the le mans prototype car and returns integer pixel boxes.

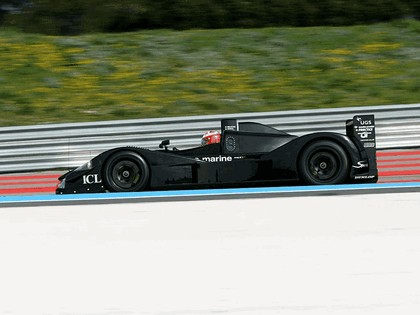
[56,115,378,194]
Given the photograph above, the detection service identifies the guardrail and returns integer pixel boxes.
[1,103,420,173]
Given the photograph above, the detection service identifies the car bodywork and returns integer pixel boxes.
[56,115,378,194]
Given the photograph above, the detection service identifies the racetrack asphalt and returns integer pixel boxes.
[2,192,420,314]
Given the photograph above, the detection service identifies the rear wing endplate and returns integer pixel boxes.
[346,114,377,179]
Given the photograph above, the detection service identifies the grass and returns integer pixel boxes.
[1,19,420,126]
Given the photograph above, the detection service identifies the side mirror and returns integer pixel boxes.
[159,139,170,149]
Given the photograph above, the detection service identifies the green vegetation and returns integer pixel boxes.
[3,0,420,35]
[1,20,420,126]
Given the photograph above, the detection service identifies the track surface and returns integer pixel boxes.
[1,192,420,315]
[1,149,419,196]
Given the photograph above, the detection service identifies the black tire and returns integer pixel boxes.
[103,151,150,192]
[298,140,349,185]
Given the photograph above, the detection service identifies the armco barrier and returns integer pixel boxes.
[1,103,420,173]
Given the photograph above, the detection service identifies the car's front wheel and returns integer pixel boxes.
[298,140,349,185]
[103,151,150,192]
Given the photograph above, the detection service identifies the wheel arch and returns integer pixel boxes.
[102,147,152,169]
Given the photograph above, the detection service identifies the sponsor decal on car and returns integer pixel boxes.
[352,161,369,169]
[199,155,233,162]
[356,117,373,125]
[354,175,376,179]
[83,174,102,184]
[354,115,376,148]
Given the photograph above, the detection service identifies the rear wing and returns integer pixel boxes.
[346,115,377,180]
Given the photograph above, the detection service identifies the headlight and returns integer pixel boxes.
[57,178,66,189]
[75,160,93,171]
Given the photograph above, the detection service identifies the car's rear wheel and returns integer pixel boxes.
[103,151,150,192]
[299,140,349,185]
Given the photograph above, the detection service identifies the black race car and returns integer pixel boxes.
[56,115,378,194]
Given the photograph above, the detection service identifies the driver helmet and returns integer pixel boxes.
[201,130,221,146]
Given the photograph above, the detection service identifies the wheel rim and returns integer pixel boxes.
[307,151,339,182]
[110,160,142,190]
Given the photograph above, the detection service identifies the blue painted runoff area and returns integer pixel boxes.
[1,182,420,205]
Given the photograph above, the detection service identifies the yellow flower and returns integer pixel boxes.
[322,49,353,55]
[322,56,345,63]
[360,43,401,53]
